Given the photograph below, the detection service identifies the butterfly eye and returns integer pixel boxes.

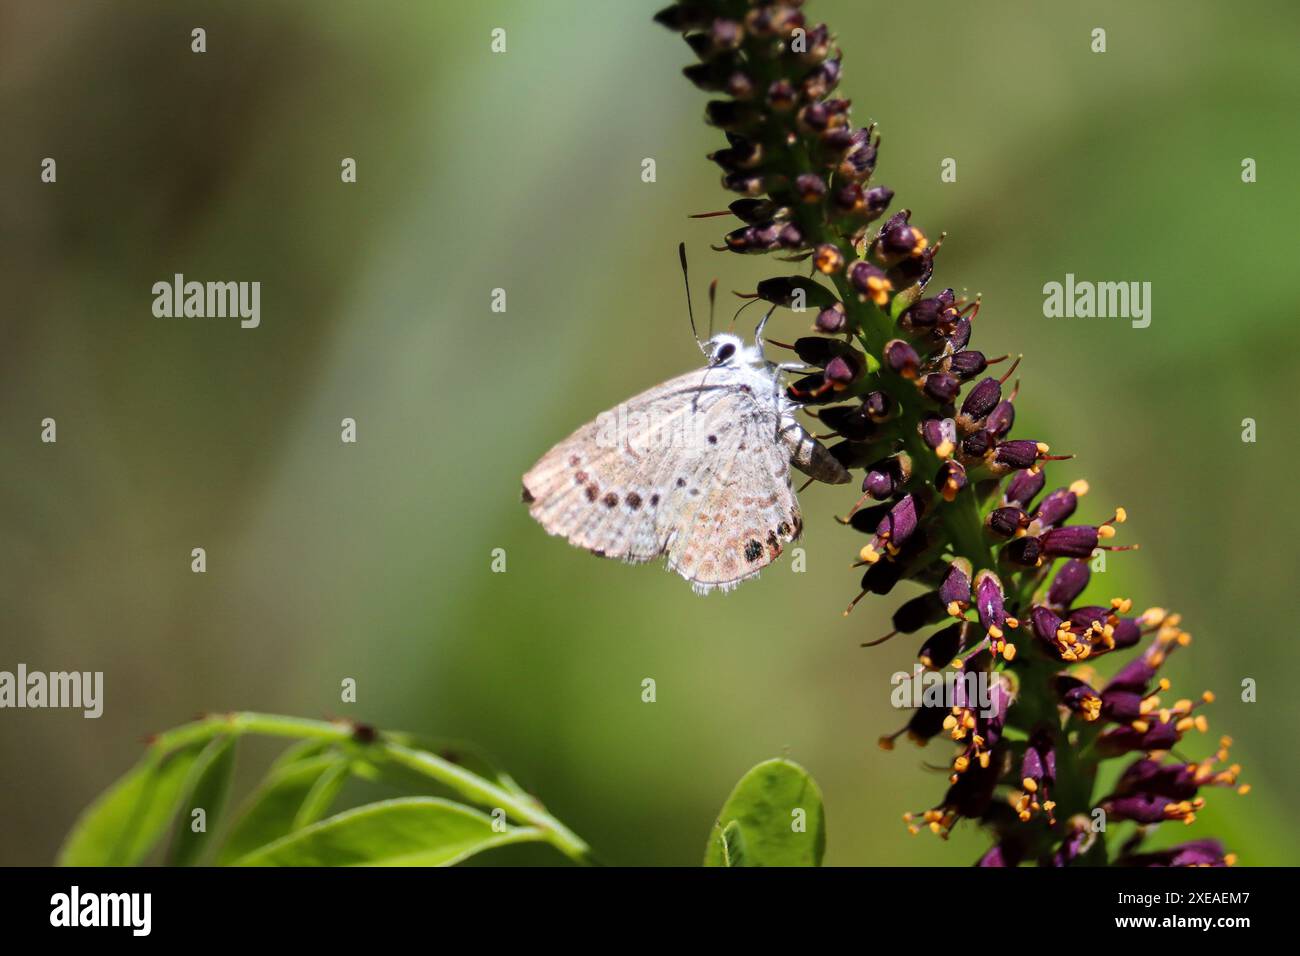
[713,342,736,364]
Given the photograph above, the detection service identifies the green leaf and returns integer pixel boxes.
[166,735,237,867]
[291,758,350,831]
[704,759,826,867]
[216,752,348,865]
[269,737,332,771]
[232,797,545,867]
[58,741,207,866]
[719,820,747,867]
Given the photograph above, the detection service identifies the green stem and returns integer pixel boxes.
[150,712,597,866]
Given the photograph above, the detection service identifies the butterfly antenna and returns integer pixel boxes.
[678,242,702,350]
[729,296,758,332]
[707,278,718,339]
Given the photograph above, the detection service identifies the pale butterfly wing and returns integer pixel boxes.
[522,361,804,593]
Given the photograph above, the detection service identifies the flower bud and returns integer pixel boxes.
[1040,525,1099,559]
[709,139,762,170]
[1003,534,1044,567]
[1055,675,1102,721]
[1110,617,1142,649]
[984,399,1015,437]
[1031,606,1069,644]
[816,403,877,441]
[1046,559,1090,610]
[863,454,911,500]
[831,182,865,213]
[824,353,862,389]
[727,198,780,223]
[814,243,845,274]
[938,558,973,614]
[946,315,972,350]
[920,415,958,458]
[725,71,756,100]
[922,371,961,404]
[862,185,894,220]
[1116,841,1232,868]
[961,431,992,457]
[788,336,841,365]
[848,260,894,306]
[821,125,857,153]
[767,79,797,111]
[835,131,877,180]
[859,493,921,564]
[859,557,904,596]
[935,459,967,501]
[877,214,927,261]
[948,350,987,381]
[1032,486,1080,529]
[756,275,837,310]
[681,60,731,92]
[721,171,764,195]
[919,622,966,669]
[795,173,827,203]
[1002,469,1045,509]
[1019,731,1056,814]
[862,390,892,422]
[956,377,999,429]
[785,374,835,405]
[814,302,847,333]
[883,338,919,378]
[797,99,837,133]
[973,570,1010,641]
[989,439,1051,473]
[905,704,950,744]
[800,32,836,66]
[899,292,954,334]
[986,506,1028,539]
[888,247,935,289]
[705,99,762,131]
[892,592,947,633]
[709,18,744,51]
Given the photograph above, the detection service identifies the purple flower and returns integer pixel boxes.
[1115,839,1235,868]
[662,0,1245,867]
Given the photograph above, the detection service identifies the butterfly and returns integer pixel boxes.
[521,326,850,594]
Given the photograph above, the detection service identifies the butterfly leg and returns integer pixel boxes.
[770,360,831,432]
[753,305,777,355]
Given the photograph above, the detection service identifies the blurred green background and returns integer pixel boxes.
[2,0,1297,866]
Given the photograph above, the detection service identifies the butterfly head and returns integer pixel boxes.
[703,332,752,368]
